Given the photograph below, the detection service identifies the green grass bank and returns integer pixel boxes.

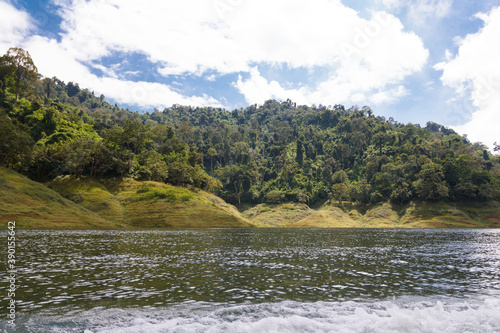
[1,167,499,229]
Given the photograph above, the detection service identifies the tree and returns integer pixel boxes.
[188,145,202,166]
[265,190,286,204]
[372,126,389,156]
[413,162,449,201]
[494,142,500,155]
[0,55,14,97]
[0,109,32,170]
[136,151,168,182]
[362,106,373,117]
[332,170,348,184]
[54,138,111,178]
[167,161,193,186]
[350,179,372,203]
[478,183,499,201]
[207,147,217,170]
[66,81,80,97]
[296,139,304,166]
[41,77,54,99]
[390,182,412,204]
[331,183,350,203]
[216,164,257,207]
[106,120,152,154]
[4,48,38,102]
[482,149,490,161]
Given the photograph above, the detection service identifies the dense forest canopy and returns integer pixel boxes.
[1,48,500,207]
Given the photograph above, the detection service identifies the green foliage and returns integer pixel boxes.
[390,182,412,205]
[156,101,498,206]
[331,183,350,203]
[1,47,499,207]
[0,108,32,170]
[265,190,286,204]
[413,162,449,201]
[332,170,349,184]
[0,48,218,193]
[1,47,38,102]
[350,179,372,204]
[136,151,169,182]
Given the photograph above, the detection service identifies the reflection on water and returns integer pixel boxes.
[1,229,500,332]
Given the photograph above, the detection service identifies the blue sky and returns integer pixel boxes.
[1,0,499,149]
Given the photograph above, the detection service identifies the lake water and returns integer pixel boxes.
[1,229,500,332]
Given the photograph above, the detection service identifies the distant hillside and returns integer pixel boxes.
[1,47,500,229]
[146,101,500,208]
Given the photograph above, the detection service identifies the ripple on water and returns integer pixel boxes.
[0,229,499,313]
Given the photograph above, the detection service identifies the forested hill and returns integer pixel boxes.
[143,101,500,207]
[1,47,500,209]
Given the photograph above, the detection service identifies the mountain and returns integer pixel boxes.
[145,101,500,208]
[1,47,500,229]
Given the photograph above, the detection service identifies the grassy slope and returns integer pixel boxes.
[398,201,500,228]
[47,177,253,228]
[244,201,500,228]
[2,166,499,229]
[0,167,120,229]
[242,203,313,227]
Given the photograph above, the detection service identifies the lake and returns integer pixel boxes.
[1,229,500,332]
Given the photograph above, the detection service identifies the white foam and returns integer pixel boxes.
[56,298,500,333]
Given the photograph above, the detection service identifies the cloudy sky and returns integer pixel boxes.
[1,0,499,149]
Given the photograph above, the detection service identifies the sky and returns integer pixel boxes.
[1,0,499,150]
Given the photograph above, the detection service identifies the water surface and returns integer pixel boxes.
[1,229,500,332]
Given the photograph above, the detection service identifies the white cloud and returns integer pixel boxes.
[408,0,453,22]
[380,0,453,25]
[381,0,403,11]
[409,0,453,19]
[51,0,429,102]
[0,1,32,51]
[370,85,409,104]
[205,74,218,82]
[24,36,220,108]
[236,10,428,107]
[435,6,500,150]
[2,0,428,109]
[235,67,310,105]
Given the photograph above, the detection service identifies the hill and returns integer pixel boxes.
[149,101,500,209]
[0,166,119,229]
[0,166,252,228]
[1,47,499,229]
[46,177,253,228]
[2,165,498,229]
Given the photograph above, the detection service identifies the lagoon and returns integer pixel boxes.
[2,229,500,332]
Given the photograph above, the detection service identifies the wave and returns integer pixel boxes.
[12,297,500,333]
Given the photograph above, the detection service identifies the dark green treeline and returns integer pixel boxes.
[1,47,499,207]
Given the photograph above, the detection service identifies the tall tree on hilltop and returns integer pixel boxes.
[3,48,38,103]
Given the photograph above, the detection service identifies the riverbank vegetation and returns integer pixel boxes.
[1,47,500,228]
